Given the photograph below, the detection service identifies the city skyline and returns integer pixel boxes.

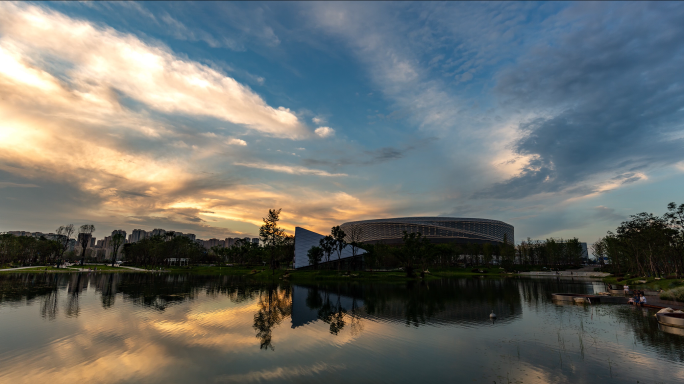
[1,2,684,244]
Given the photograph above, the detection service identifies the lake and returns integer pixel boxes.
[0,273,682,383]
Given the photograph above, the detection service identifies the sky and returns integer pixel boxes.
[1,1,683,244]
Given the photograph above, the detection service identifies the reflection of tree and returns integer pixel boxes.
[98,274,118,309]
[613,306,684,361]
[317,291,347,335]
[349,297,364,337]
[302,284,365,336]
[253,285,292,350]
[40,290,59,320]
[66,273,88,317]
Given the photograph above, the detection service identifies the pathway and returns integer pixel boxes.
[0,265,46,271]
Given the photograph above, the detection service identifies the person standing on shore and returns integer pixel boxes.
[624,284,630,295]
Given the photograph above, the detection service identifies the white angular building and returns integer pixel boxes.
[293,227,365,269]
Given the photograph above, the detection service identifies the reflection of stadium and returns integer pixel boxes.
[341,217,514,246]
[291,280,523,328]
[294,217,513,269]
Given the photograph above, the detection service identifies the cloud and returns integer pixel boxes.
[481,2,684,199]
[233,162,347,177]
[226,138,247,146]
[302,139,434,168]
[314,127,335,138]
[0,181,39,189]
[592,206,626,223]
[312,116,325,124]
[0,3,309,139]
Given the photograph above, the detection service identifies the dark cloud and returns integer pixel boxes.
[592,206,626,223]
[477,2,684,199]
[302,138,436,168]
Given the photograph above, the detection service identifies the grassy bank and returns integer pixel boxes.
[0,265,142,273]
[163,265,510,282]
[1,264,515,281]
[602,275,684,292]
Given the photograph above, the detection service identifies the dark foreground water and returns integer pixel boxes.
[0,273,683,383]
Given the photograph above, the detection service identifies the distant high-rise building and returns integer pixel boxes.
[204,238,221,249]
[151,228,166,237]
[78,233,93,248]
[252,238,259,246]
[67,239,77,252]
[8,231,30,237]
[183,233,196,241]
[90,237,96,247]
[103,236,112,249]
[130,229,147,243]
[225,238,236,248]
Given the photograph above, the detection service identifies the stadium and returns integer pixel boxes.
[340,217,513,245]
[293,217,513,269]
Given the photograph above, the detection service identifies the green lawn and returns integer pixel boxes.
[602,275,684,291]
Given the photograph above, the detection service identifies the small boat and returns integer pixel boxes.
[656,313,684,329]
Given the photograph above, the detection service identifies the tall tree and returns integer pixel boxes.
[110,232,125,267]
[331,226,347,271]
[56,224,75,267]
[307,246,323,269]
[319,235,334,268]
[78,225,95,266]
[347,225,364,271]
[259,209,286,274]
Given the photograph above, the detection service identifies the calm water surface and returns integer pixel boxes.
[0,273,683,383]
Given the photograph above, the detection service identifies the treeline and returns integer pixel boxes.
[361,233,516,277]
[308,228,585,277]
[516,238,585,266]
[123,233,207,267]
[593,202,684,278]
[0,234,63,266]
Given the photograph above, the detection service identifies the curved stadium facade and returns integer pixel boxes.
[340,217,514,246]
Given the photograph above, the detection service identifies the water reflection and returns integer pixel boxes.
[293,278,523,330]
[253,285,291,350]
[0,273,683,384]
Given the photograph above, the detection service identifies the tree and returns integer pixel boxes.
[319,235,334,268]
[483,243,492,265]
[347,225,364,271]
[331,226,347,271]
[56,224,75,267]
[396,231,427,277]
[259,209,286,274]
[78,225,95,266]
[307,246,323,269]
[110,232,125,267]
[591,238,607,268]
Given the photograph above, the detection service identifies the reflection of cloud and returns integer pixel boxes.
[216,362,347,383]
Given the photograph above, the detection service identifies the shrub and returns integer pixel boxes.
[666,275,678,280]
[660,287,684,301]
[616,277,624,282]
